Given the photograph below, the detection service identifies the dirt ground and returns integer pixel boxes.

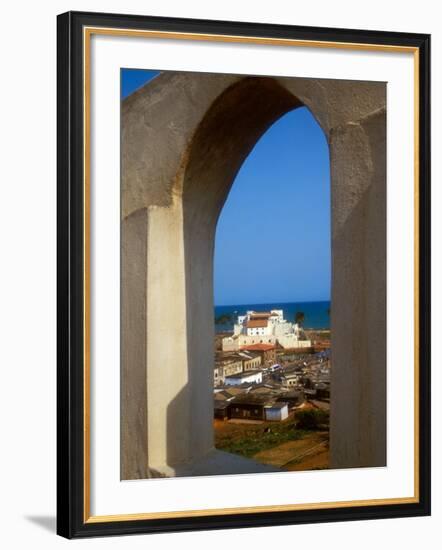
[214,418,329,471]
[285,446,329,471]
[254,432,329,469]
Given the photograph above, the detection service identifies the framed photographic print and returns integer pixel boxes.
[57,10,431,538]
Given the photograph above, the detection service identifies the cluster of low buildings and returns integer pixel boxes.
[214,345,277,386]
[214,310,330,424]
[214,385,295,422]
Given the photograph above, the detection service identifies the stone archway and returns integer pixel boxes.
[121,72,386,479]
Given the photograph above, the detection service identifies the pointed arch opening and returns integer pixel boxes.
[121,71,386,479]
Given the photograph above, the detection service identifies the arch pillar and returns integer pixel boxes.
[329,108,387,468]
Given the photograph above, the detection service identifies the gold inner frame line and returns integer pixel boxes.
[82,26,420,524]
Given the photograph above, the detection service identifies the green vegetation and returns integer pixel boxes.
[215,314,233,325]
[295,409,329,430]
[295,311,305,326]
[215,419,307,458]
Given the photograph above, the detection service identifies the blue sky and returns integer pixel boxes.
[122,69,331,306]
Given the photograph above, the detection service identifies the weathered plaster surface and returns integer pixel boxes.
[121,72,386,478]
[121,209,148,479]
[329,109,387,468]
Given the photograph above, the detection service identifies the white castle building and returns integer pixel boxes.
[222,309,311,351]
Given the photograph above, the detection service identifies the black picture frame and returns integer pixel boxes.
[57,10,431,539]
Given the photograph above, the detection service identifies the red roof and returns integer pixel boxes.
[246,320,268,328]
[250,312,271,319]
[240,343,276,352]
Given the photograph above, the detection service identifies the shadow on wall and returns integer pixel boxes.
[166,383,192,468]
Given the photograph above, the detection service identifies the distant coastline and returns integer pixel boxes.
[214,300,331,333]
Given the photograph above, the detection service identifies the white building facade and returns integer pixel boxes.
[264,402,289,422]
[223,309,311,351]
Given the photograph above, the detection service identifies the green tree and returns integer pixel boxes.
[295,409,329,430]
[295,311,305,326]
[215,314,233,325]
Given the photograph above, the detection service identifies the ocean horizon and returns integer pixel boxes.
[214,300,330,333]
